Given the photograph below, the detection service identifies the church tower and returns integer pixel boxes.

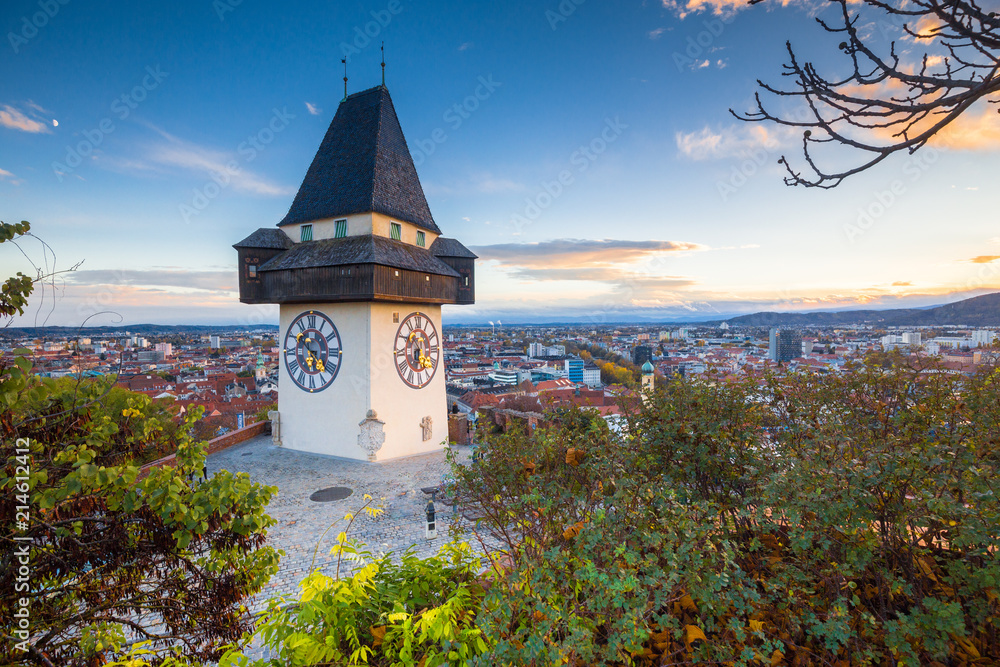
[641,361,655,399]
[234,85,476,461]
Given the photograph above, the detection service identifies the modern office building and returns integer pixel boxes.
[769,328,800,362]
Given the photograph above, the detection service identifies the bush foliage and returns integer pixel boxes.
[233,352,997,666]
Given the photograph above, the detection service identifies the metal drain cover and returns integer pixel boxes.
[309,486,353,502]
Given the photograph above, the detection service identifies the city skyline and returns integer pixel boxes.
[2,0,998,327]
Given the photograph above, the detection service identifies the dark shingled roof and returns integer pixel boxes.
[277,86,440,234]
[259,234,460,277]
[233,228,294,250]
[430,237,478,259]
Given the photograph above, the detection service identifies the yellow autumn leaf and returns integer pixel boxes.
[749,619,764,633]
[684,624,707,647]
[770,649,784,666]
[679,594,698,612]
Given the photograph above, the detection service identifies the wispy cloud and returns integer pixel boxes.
[0,167,23,186]
[0,104,51,133]
[675,124,789,160]
[66,268,236,292]
[458,41,474,51]
[137,125,292,196]
[648,27,667,39]
[425,173,525,196]
[305,102,321,115]
[966,255,1000,264]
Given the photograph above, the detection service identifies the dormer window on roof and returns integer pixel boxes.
[390,222,402,241]
[300,224,313,242]
[335,219,347,238]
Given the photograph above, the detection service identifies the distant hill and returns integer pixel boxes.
[0,323,279,338]
[723,293,1000,327]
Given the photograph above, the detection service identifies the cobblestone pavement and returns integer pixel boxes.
[206,435,477,612]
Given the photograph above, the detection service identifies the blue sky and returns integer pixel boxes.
[2,0,997,326]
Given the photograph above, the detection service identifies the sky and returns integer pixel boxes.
[1,0,997,327]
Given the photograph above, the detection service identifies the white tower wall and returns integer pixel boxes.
[277,302,448,461]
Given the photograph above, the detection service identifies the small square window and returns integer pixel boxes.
[416,230,426,247]
[335,219,347,238]
[464,276,469,287]
[393,312,399,323]
[248,265,257,278]
[394,270,400,278]
[425,275,430,282]
[390,222,402,241]
[300,224,313,242]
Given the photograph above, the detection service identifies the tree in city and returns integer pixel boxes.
[0,222,280,665]
[735,0,1000,187]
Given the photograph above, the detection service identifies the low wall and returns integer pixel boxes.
[137,420,270,479]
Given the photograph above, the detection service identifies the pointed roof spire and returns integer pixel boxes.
[381,42,386,87]
[341,57,348,101]
[277,86,440,234]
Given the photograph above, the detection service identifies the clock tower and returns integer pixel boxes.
[233,85,476,461]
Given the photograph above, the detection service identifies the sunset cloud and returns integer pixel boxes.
[471,238,705,269]
[931,106,1000,151]
[0,104,50,133]
[966,256,1000,264]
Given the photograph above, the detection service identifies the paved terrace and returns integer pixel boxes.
[206,434,477,610]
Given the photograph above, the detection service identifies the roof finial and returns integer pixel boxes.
[342,57,348,101]
[381,42,386,87]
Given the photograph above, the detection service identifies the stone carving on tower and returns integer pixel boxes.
[358,409,386,461]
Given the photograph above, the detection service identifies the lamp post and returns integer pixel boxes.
[425,492,437,540]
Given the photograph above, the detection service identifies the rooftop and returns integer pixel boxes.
[277,86,441,234]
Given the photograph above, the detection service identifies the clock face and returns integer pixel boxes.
[283,310,342,392]
[393,311,440,389]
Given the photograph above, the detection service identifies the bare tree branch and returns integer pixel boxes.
[734,0,1000,187]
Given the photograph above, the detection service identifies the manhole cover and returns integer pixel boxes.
[309,486,353,502]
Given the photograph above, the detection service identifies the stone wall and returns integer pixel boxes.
[137,420,270,479]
